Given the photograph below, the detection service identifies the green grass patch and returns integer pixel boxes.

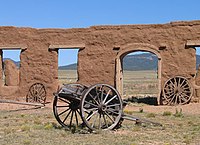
[162,111,172,116]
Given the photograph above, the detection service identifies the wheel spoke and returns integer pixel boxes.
[69,111,74,127]
[181,83,189,88]
[75,111,79,126]
[166,93,175,99]
[77,109,81,116]
[86,110,98,121]
[180,79,186,87]
[105,95,117,105]
[84,100,98,108]
[175,93,178,104]
[106,108,120,115]
[56,105,69,108]
[58,97,70,104]
[103,89,111,104]
[91,113,98,128]
[88,93,99,105]
[58,108,70,116]
[83,108,98,114]
[100,86,104,102]
[179,94,187,103]
[63,110,72,123]
[107,103,121,107]
[98,114,102,129]
[104,111,114,123]
[168,94,176,105]
[102,113,108,128]
[169,80,175,88]
[95,87,101,103]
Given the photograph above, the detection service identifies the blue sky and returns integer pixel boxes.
[1,0,200,65]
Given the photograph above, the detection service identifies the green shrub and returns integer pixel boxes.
[44,122,54,130]
[162,111,172,116]
[174,108,183,118]
[146,113,156,118]
[124,109,134,115]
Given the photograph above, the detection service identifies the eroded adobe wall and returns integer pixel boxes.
[0,20,199,101]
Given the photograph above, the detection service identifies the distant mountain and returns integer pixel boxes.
[3,58,20,68]
[122,53,158,71]
[59,63,77,70]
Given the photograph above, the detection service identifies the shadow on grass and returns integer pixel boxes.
[124,96,158,105]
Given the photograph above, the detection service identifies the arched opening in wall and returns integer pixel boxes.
[58,49,79,85]
[122,51,159,104]
[1,49,21,86]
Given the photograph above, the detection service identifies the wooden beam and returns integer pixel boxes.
[186,40,200,47]
[49,44,85,50]
[0,46,27,50]
[0,99,44,107]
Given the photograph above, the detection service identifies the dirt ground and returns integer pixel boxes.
[0,101,199,115]
[125,103,200,115]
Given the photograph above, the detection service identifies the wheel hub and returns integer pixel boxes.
[69,101,79,111]
[98,103,107,113]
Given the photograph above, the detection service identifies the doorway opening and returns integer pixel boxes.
[122,51,159,99]
[1,49,21,86]
[58,49,79,84]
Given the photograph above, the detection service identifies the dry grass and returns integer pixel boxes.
[123,70,158,97]
[58,70,77,84]
[0,70,199,144]
[0,107,199,145]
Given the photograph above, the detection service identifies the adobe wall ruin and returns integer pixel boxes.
[0,20,200,103]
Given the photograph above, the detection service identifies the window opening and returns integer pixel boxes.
[2,50,21,86]
[58,49,79,84]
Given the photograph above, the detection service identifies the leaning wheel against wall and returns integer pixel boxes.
[26,83,47,104]
[162,76,193,105]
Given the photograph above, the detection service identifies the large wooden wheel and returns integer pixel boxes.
[26,83,46,104]
[80,84,123,131]
[53,95,82,129]
[53,84,85,129]
[163,76,193,105]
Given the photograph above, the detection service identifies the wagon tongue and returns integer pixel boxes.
[122,113,162,127]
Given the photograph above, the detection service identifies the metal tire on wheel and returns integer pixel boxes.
[163,76,193,105]
[80,84,123,131]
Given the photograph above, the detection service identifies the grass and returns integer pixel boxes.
[0,70,199,144]
[58,70,77,84]
[123,70,158,97]
[0,108,199,145]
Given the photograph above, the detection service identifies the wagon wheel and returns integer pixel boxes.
[80,84,123,131]
[26,83,46,104]
[53,95,83,129]
[163,76,193,105]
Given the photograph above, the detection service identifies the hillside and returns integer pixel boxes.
[122,53,158,70]
[59,53,200,70]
